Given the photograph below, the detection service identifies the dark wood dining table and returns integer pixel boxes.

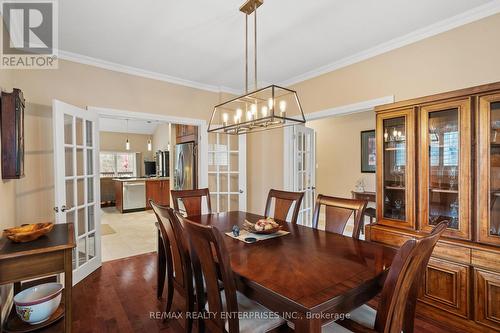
[186,211,396,333]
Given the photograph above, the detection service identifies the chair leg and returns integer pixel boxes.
[157,231,166,299]
[185,292,195,333]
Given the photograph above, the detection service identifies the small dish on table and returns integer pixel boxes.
[244,218,282,235]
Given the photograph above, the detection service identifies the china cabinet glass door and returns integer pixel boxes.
[478,93,500,245]
[376,109,415,229]
[420,100,471,239]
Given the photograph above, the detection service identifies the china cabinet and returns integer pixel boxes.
[367,81,500,332]
[376,108,416,229]
[478,93,500,246]
[419,99,471,239]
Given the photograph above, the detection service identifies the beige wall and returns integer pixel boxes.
[308,111,376,199]
[248,13,500,209]
[100,131,154,176]
[152,123,171,152]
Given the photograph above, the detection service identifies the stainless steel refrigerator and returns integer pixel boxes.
[174,142,196,190]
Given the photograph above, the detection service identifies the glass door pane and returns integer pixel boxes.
[427,109,460,230]
[489,101,500,238]
[420,99,470,239]
[208,132,246,213]
[382,117,406,221]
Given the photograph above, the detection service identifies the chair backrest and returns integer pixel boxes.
[374,221,448,333]
[312,195,367,239]
[264,189,304,223]
[150,201,193,293]
[171,188,212,217]
[183,218,239,333]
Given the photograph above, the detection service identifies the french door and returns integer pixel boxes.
[208,132,246,212]
[293,125,316,226]
[53,100,101,285]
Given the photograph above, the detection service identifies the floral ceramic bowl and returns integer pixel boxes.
[14,283,62,325]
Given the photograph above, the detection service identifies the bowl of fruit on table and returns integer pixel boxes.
[244,218,282,235]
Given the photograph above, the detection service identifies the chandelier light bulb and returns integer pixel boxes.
[251,103,257,116]
[222,113,228,126]
[236,108,243,118]
[246,110,253,121]
[268,98,274,110]
[279,100,287,113]
[261,106,268,117]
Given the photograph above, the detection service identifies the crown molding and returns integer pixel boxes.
[279,1,500,87]
[58,50,241,95]
[57,2,500,94]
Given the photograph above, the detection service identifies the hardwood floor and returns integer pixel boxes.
[71,252,464,333]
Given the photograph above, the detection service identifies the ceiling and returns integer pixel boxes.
[59,0,499,92]
[99,118,161,135]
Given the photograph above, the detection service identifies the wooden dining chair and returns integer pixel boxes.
[264,189,304,223]
[183,218,285,333]
[150,201,195,333]
[323,221,448,333]
[312,195,368,239]
[171,188,212,217]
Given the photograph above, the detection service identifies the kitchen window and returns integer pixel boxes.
[100,152,138,177]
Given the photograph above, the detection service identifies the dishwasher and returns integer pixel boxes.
[123,181,146,210]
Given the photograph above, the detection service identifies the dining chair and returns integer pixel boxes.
[171,188,212,217]
[312,195,367,239]
[323,221,448,333]
[264,189,304,224]
[150,201,196,333]
[183,218,286,333]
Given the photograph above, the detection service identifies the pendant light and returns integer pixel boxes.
[147,138,152,151]
[125,119,130,151]
[208,0,305,135]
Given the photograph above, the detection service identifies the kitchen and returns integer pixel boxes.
[98,118,198,261]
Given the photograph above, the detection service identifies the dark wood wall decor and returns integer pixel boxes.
[1,88,25,179]
[367,81,500,332]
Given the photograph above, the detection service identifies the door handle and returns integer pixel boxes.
[61,205,73,212]
[239,189,244,194]
[53,206,59,213]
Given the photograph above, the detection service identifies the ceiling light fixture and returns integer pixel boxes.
[147,138,152,151]
[208,0,305,135]
[125,119,130,151]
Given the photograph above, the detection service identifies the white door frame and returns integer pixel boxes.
[88,106,209,189]
[283,96,394,191]
[53,100,101,285]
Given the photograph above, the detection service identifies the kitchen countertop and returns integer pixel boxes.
[112,177,170,182]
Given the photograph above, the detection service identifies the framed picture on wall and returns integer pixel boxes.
[361,130,376,173]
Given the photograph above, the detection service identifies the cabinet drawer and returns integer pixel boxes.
[370,228,413,248]
[432,242,471,265]
[474,269,500,330]
[472,249,500,272]
[418,257,470,318]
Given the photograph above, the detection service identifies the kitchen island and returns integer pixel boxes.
[113,177,170,213]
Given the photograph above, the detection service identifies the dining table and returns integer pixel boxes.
[186,211,396,333]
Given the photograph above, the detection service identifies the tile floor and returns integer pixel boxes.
[100,207,157,262]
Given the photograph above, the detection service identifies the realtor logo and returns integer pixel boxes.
[1,0,58,68]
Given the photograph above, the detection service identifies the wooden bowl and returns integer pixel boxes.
[248,225,283,235]
[3,223,54,243]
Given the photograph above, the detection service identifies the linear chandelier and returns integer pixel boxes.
[208,0,305,135]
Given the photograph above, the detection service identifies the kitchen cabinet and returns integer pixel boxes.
[175,124,197,144]
[146,179,170,208]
